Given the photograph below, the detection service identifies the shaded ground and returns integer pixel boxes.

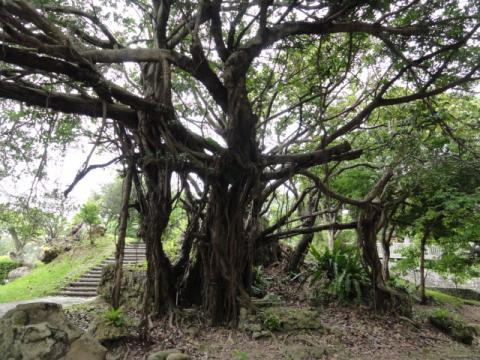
[64,300,479,360]
[62,263,480,360]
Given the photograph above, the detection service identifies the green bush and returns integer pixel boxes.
[262,312,281,331]
[310,241,368,304]
[252,266,270,297]
[104,307,126,327]
[0,257,21,284]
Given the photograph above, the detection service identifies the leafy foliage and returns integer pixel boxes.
[76,200,101,227]
[262,312,282,332]
[104,307,126,328]
[0,256,20,284]
[310,242,368,304]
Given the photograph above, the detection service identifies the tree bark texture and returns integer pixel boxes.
[111,164,133,309]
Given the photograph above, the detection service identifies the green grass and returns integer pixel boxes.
[426,289,480,307]
[0,235,120,303]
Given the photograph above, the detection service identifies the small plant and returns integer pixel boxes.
[310,241,368,304]
[262,312,281,331]
[0,257,21,284]
[252,265,270,296]
[104,307,126,327]
[233,350,249,360]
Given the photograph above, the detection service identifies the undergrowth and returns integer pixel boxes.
[310,241,368,304]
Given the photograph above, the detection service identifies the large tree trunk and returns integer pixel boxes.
[380,224,395,282]
[357,204,411,315]
[357,203,389,309]
[111,164,133,309]
[142,171,175,318]
[200,178,254,325]
[196,62,259,325]
[8,227,22,254]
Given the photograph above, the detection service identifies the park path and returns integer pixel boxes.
[0,296,95,317]
[1,243,146,317]
[58,242,146,297]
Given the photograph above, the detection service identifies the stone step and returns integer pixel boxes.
[70,281,99,287]
[64,286,98,292]
[103,260,143,264]
[82,277,101,281]
[59,242,147,297]
[104,256,145,261]
[58,290,97,297]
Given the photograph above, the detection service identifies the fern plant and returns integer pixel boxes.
[310,241,368,304]
[104,307,126,327]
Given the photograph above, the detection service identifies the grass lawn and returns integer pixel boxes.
[426,289,480,307]
[0,235,123,303]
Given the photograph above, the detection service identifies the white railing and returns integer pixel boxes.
[377,242,442,260]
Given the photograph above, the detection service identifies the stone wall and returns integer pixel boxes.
[98,264,148,309]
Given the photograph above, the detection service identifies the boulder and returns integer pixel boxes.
[65,334,108,360]
[88,317,130,344]
[0,302,107,360]
[39,246,61,264]
[429,310,476,345]
[7,265,31,280]
[261,306,324,332]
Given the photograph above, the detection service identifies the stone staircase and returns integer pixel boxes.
[58,243,146,297]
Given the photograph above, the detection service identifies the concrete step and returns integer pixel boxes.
[64,286,98,292]
[103,260,143,264]
[59,242,147,297]
[70,282,99,287]
[81,274,102,281]
[104,256,145,261]
[58,290,97,297]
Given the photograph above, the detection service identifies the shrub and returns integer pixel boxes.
[104,307,126,327]
[262,312,281,331]
[0,257,21,284]
[252,266,269,297]
[310,241,368,304]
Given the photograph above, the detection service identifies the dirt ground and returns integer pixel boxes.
[111,304,479,360]
[65,265,480,359]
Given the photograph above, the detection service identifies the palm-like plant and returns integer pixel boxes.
[310,241,368,304]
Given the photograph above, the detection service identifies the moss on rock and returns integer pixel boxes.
[429,309,476,345]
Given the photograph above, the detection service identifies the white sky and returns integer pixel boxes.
[0,140,118,209]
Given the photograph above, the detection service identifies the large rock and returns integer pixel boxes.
[88,317,130,344]
[429,310,477,345]
[261,306,324,332]
[7,265,31,280]
[65,334,108,360]
[147,349,191,360]
[0,302,107,360]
